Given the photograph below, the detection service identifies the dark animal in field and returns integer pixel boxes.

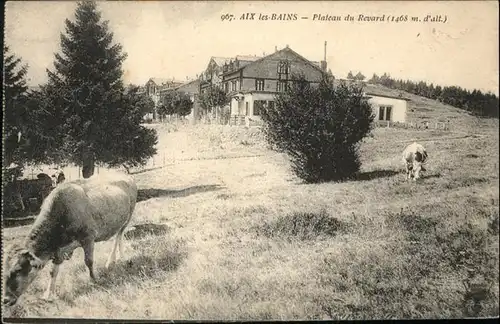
[3,180,26,214]
[4,169,67,217]
[16,174,54,213]
[402,142,429,181]
[3,171,137,306]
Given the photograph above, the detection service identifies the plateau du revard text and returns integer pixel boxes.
[221,13,447,23]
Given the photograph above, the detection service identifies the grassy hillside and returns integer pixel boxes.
[365,83,494,131]
[2,95,499,320]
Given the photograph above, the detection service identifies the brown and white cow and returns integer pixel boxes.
[3,171,137,306]
[402,142,428,181]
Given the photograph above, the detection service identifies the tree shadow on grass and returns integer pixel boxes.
[137,184,224,203]
[354,170,400,181]
[129,166,166,175]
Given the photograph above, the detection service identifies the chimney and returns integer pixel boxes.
[321,41,328,72]
[275,46,278,52]
[324,41,327,61]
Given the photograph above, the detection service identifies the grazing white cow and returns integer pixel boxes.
[402,142,428,181]
[3,172,137,306]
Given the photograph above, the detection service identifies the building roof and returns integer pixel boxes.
[148,78,185,86]
[222,46,326,76]
[334,79,411,101]
[363,83,412,101]
[211,57,233,66]
[211,55,261,67]
[235,55,261,62]
[175,79,200,91]
[364,92,412,101]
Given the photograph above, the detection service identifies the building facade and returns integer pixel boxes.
[199,56,261,94]
[144,78,184,120]
[366,93,409,123]
[220,46,328,125]
[174,79,201,121]
[363,84,410,123]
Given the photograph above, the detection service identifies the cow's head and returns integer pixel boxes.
[412,161,423,180]
[413,151,428,180]
[3,247,46,306]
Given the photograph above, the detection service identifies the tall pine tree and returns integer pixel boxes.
[3,46,29,167]
[41,0,157,177]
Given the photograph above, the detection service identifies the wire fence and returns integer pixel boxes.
[374,120,451,130]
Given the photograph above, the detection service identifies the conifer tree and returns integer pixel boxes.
[40,0,157,177]
[3,46,29,167]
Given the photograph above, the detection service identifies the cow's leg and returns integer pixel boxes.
[105,233,120,269]
[117,230,125,261]
[42,261,61,301]
[114,223,130,263]
[80,238,97,282]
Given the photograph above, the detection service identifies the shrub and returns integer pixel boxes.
[261,75,374,183]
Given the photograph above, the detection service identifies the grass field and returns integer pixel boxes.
[2,98,499,319]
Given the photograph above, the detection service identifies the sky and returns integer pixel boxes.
[5,1,499,95]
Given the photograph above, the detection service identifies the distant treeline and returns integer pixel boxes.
[368,73,499,118]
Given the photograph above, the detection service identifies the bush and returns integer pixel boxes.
[255,210,347,240]
[261,75,374,183]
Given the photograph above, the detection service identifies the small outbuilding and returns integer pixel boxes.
[363,84,411,123]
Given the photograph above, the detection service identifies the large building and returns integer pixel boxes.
[199,55,261,94]
[220,45,328,125]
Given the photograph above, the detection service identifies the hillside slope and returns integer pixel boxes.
[364,83,497,133]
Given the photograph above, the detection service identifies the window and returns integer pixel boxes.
[277,60,290,74]
[378,107,385,121]
[224,83,228,93]
[255,79,265,91]
[379,105,393,121]
[277,80,288,92]
[254,100,266,116]
[245,102,249,115]
[385,106,392,121]
[231,81,236,91]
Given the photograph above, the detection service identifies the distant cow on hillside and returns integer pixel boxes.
[402,142,428,181]
[3,172,138,306]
